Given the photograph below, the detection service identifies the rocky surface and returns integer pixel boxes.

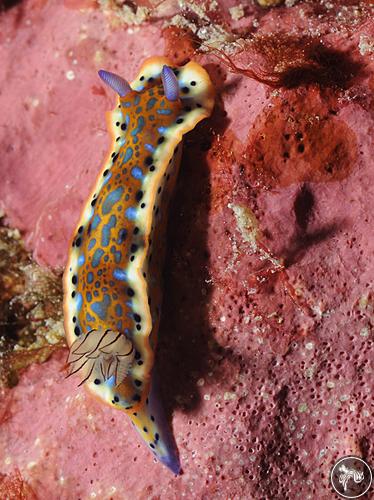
[0,0,373,498]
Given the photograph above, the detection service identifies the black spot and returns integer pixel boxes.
[173,69,179,76]
[136,324,141,331]
[155,208,159,216]
[150,415,155,422]
[116,121,120,126]
[190,81,196,86]
[78,226,83,234]
[71,291,76,298]
[176,118,183,124]
[72,275,78,285]
[72,316,76,323]
[134,313,141,322]
[135,351,141,360]
[103,169,109,177]
[94,379,101,385]
[127,288,135,297]
[133,412,137,416]
[150,443,155,449]
[112,153,119,163]
[141,203,146,209]
[157,136,165,145]
[111,152,116,158]
[157,187,161,194]
[146,398,149,405]
[74,326,80,336]
[131,244,138,253]
[121,123,127,131]
[114,396,119,402]
[116,137,120,142]
[149,166,155,172]
[148,77,154,83]
[135,190,143,201]
[166,174,170,181]
[184,106,192,112]
[143,427,148,433]
[181,86,189,94]
[133,227,139,235]
[196,103,202,108]
[87,223,92,236]
[134,380,142,387]
[137,360,143,366]
[90,199,97,207]
[155,433,159,441]
[145,156,153,166]
[132,394,141,402]
[75,237,82,247]
[140,76,145,81]
[130,256,135,262]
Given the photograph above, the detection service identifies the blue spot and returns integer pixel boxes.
[115,304,123,317]
[145,143,155,153]
[131,116,145,136]
[76,293,83,311]
[86,291,92,302]
[87,272,94,284]
[136,106,142,114]
[158,126,167,134]
[117,321,123,331]
[106,376,115,388]
[102,187,124,215]
[147,97,157,110]
[124,101,132,108]
[91,294,111,321]
[157,108,172,115]
[86,312,95,322]
[92,215,101,230]
[88,238,96,251]
[123,147,133,164]
[113,268,127,281]
[117,228,127,244]
[149,115,155,121]
[92,248,104,267]
[134,94,140,106]
[101,214,117,247]
[77,254,85,267]
[133,137,139,144]
[110,245,122,264]
[131,167,144,180]
[125,207,137,220]
[114,251,122,264]
[102,172,112,186]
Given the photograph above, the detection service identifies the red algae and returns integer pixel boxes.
[162,26,198,65]
[0,470,37,500]
[243,87,358,189]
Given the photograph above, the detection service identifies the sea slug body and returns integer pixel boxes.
[63,57,214,474]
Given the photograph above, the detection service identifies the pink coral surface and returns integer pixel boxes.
[0,0,373,498]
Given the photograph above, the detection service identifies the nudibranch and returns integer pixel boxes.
[63,57,214,474]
